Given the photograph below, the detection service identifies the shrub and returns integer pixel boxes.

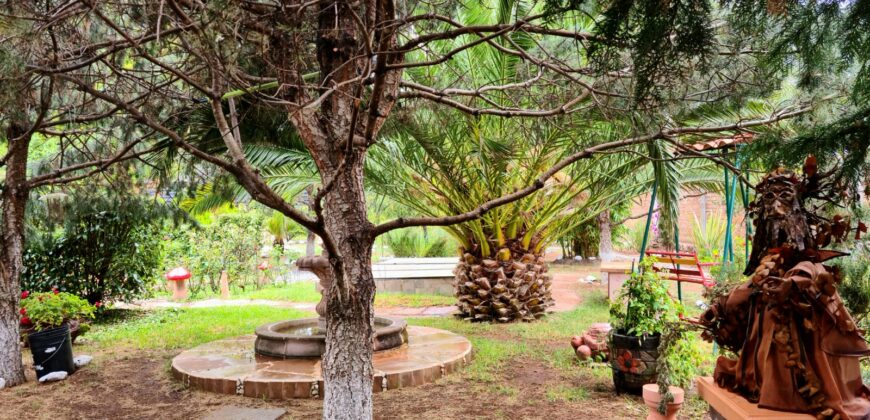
[163,208,265,295]
[22,194,174,304]
[616,222,647,252]
[691,212,726,261]
[558,219,600,259]
[385,228,456,258]
[834,244,870,328]
[609,258,682,336]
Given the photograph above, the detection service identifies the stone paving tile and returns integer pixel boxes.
[172,326,471,400]
[201,407,286,420]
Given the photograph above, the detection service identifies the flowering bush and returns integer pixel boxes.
[19,290,96,331]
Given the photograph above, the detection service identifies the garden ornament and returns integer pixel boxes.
[38,371,68,383]
[73,355,93,369]
[698,157,870,420]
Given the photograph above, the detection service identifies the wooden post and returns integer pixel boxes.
[219,271,231,299]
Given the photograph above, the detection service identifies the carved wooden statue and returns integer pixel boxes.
[699,161,870,420]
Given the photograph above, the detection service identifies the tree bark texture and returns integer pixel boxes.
[320,166,376,420]
[267,1,401,417]
[271,0,398,416]
[0,121,31,386]
[597,211,614,262]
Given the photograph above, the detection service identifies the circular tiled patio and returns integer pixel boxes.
[172,325,472,399]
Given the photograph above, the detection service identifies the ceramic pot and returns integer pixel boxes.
[609,330,660,394]
[641,384,684,420]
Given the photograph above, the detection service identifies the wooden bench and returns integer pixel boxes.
[644,250,718,288]
[697,377,813,419]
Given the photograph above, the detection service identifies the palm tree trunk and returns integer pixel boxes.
[454,244,554,322]
[598,211,615,262]
[0,121,31,387]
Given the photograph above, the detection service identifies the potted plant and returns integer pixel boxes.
[607,258,682,395]
[19,290,95,380]
[643,321,704,419]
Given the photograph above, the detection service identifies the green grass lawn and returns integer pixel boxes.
[86,306,311,350]
[154,281,454,308]
[408,290,615,380]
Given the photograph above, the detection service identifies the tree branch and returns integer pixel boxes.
[55,73,322,233]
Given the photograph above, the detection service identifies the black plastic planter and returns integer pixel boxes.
[609,330,660,395]
[27,324,75,380]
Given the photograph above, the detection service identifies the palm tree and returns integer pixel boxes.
[370,108,645,321]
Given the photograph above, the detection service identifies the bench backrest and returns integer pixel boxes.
[644,250,716,286]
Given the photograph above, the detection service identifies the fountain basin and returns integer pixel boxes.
[254,317,408,358]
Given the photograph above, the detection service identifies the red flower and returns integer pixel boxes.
[616,350,645,374]
[19,308,26,315]
[95,301,102,308]
[53,289,60,295]
[20,291,29,299]
[20,316,31,326]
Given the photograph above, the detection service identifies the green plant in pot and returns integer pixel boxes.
[19,290,95,380]
[608,258,682,395]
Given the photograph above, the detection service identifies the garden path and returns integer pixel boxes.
[124,260,611,316]
[116,299,460,318]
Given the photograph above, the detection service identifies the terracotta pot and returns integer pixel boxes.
[641,384,684,420]
[583,332,606,351]
[589,322,612,335]
[576,345,592,360]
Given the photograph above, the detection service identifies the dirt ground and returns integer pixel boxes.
[0,344,713,420]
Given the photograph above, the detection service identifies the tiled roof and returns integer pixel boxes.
[685,133,754,152]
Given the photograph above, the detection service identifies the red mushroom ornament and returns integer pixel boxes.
[165,267,191,300]
[165,267,191,281]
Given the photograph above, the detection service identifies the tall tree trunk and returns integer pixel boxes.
[598,211,614,262]
[321,165,376,420]
[274,2,401,417]
[0,121,31,387]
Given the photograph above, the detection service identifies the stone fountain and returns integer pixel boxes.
[171,256,471,400]
[254,256,408,358]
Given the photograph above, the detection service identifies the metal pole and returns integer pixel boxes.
[675,226,682,302]
[740,173,752,262]
[639,179,658,265]
[723,168,738,264]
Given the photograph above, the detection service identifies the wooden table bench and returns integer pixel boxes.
[602,262,634,300]
[645,250,718,288]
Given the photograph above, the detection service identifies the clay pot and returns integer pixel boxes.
[571,335,584,349]
[576,345,592,360]
[641,384,684,420]
[589,322,612,335]
[583,333,606,351]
